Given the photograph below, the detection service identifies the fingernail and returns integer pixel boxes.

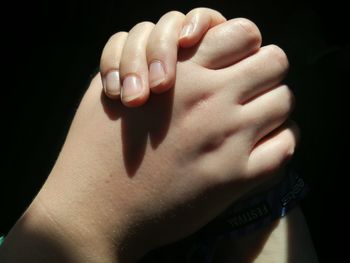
[104,70,120,96]
[149,61,166,87]
[180,22,194,39]
[122,74,143,102]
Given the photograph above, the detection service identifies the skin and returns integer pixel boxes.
[100,8,227,105]
[100,8,297,211]
[0,8,303,263]
[100,8,318,263]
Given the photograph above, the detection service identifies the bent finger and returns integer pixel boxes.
[100,32,128,99]
[179,7,226,48]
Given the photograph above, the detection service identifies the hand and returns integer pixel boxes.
[100,8,226,106]
[0,10,298,263]
[44,16,295,259]
[100,7,297,196]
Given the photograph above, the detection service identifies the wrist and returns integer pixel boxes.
[39,164,137,263]
[0,173,129,263]
[35,159,151,262]
[0,195,121,263]
[39,194,122,262]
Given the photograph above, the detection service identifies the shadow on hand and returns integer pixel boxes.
[98,36,202,177]
[100,88,175,177]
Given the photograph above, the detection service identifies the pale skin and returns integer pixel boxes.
[100,8,318,262]
[101,8,228,105]
[0,8,317,263]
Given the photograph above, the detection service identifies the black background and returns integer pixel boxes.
[1,0,349,262]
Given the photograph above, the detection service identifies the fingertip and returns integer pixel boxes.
[149,62,175,94]
[178,19,205,48]
[102,70,121,100]
[149,60,167,89]
[121,74,150,107]
[145,11,184,96]
[179,8,226,48]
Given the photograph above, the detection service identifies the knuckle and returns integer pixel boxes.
[133,21,155,31]
[280,127,298,158]
[108,31,128,43]
[188,7,221,16]
[286,139,297,158]
[279,85,295,115]
[186,7,202,16]
[266,44,289,73]
[234,18,262,46]
[163,10,184,19]
[188,7,208,16]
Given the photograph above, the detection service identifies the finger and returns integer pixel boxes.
[179,7,226,48]
[183,18,262,69]
[146,11,185,93]
[221,45,289,104]
[247,121,299,178]
[241,85,295,146]
[119,22,155,107]
[100,32,128,99]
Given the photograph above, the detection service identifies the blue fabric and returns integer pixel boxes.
[137,169,309,263]
[185,168,309,262]
[142,168,309,262]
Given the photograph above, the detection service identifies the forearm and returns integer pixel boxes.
[0,78,139,263]
[213,206,318,263]
[0,188,119,263]
[0,201,73,262]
